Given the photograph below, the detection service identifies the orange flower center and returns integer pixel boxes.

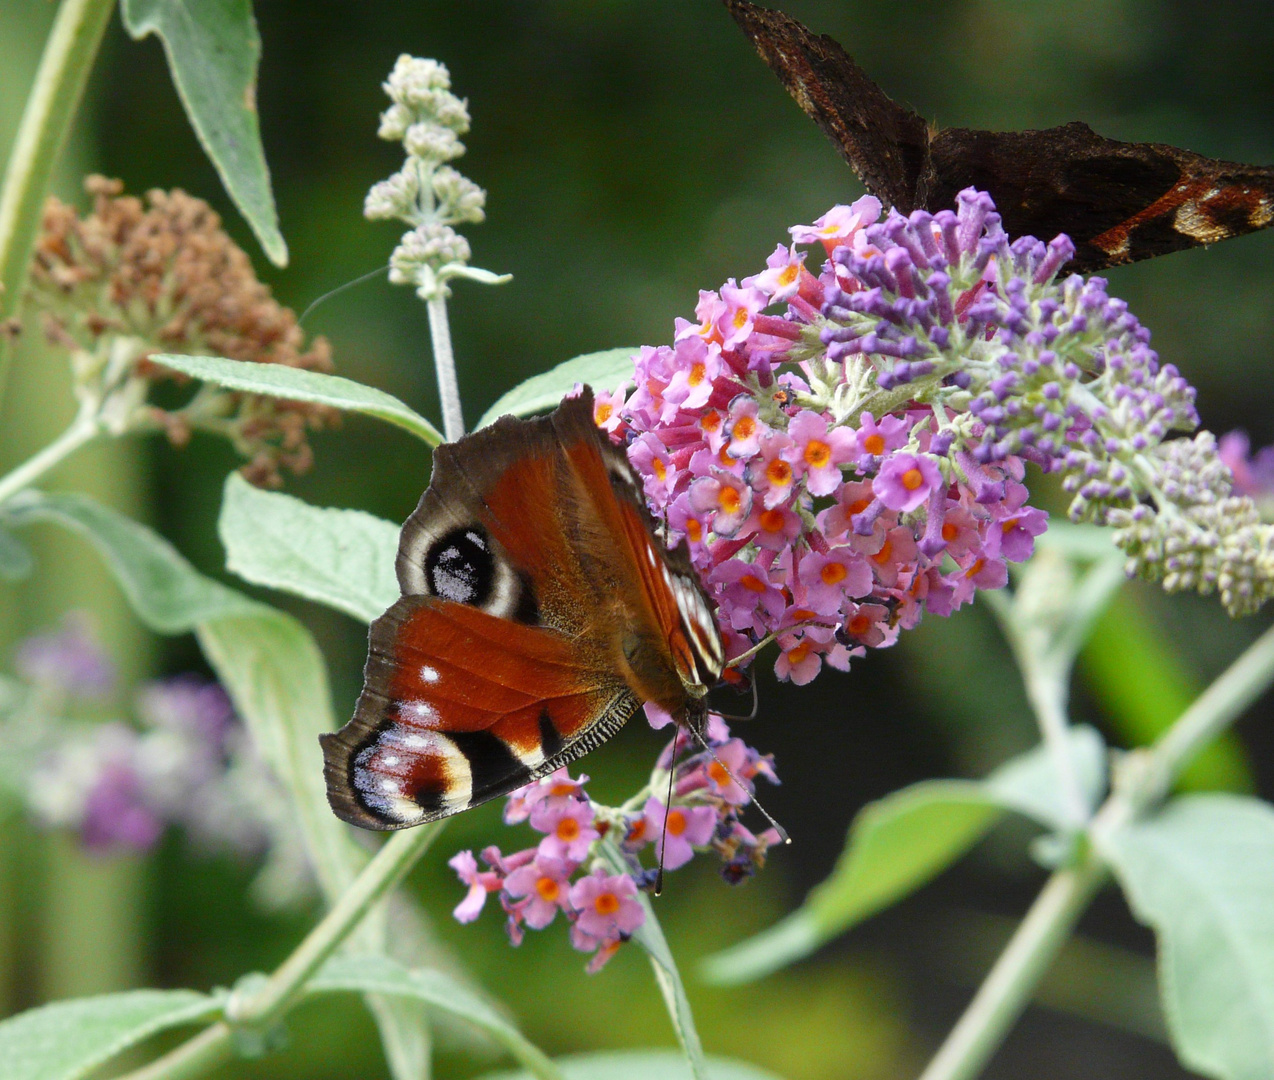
[708,761,730,786]
[759,508,786,533]
[965,558,985,579]
[685,518,703,543]
[820,562,847,586]
[549,782,576,796]
[719,486,742,514]
[652,457,667,481]
[848,497,871,514]
[901,467,925,491]
[627,819,648,843]
[848,613,871,635]
[556,817,581,842]
[766,459,793,486]
[666,809,687,837]
[700,410,722,434]
[594,403,613,426]
[536,876,560,902]
[740,573,767,594]
[718,444,735,466]
[594,892,620,916]
[779,264,799,286]
[941,522,959,542]
[733,416,756,441]
[732,306,749,330]
[862,433,885,455]
[1002,519,1018,533]
[804,439,831,469]
[871,539,894,565]
[689,362,707,387]
[787,642,811,665]
[789,608,817,621]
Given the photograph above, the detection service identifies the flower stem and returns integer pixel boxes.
[118,824,443,1080]
[427,293,464,442]
[916,617,1274,1080]
[0,0,116,408]
[0,409,100,507]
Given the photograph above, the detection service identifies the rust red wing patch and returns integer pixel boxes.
[321,595,639,831]
[725,0,1274,270]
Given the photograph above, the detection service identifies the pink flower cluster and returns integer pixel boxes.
[595,192,1049,684]
[449,718,779,971]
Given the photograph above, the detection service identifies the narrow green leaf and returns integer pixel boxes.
[476,348,639,429]
[0,522,33,580]
[151,353,443,446]
[219,472,400,622]
[120,0,286,265]
[476,1050,786,1080]
[701,728,1106,985]
[598,839,707,1080]
[309,955,561,1080]
[1105,794,1274,1080]
[0,988,224,1080]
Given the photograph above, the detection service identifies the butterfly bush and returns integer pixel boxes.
[2,615,311,907]
[449,716,780,972]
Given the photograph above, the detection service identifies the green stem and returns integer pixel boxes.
[118,824,443,1080]
[916,861,1108,1080]
[0,408,100,506]
[916,617,1274,1080]
[426,293,464,442]
[0,0,116,407]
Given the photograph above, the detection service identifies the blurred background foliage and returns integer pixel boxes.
[0,2,1272,1078]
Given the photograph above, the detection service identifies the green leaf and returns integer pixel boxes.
[476,1050,786,1080]
[4,491,356,899]
[0,988,224,1080]
[0,522,33,581]
[219,473,400,623]
[1105,794,1274,1080]
[309,955,560,1080]
[476,348,639,429]
[119,0,286,266]
[151,353,443,446]
[701,728,1106,985]
[598,839,707,1080]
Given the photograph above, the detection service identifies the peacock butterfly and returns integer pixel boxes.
[726,0,1274,271]
[321,388,725,831]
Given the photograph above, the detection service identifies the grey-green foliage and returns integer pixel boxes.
[702,727,1107,985]
[477,1050,787,1080]
[219,472,400,623]
[1106,794,1274,1080]
[151,353,444,446]
[120,0,287,265]
[0,988,225,1080]
[476,348,640,429]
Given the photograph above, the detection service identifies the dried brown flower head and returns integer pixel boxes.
[30,176,338,487]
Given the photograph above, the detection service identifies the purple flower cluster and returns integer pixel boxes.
[449,717,779,972]
[596,191,1103,684]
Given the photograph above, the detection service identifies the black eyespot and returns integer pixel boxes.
[425,526,494,606]
[514,572,540,625]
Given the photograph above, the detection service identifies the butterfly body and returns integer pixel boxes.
[321,389,724,831]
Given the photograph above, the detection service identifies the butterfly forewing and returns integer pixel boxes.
[322,389,723,831]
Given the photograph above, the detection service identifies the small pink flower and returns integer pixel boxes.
[642,798,717,871]
[743,501,803,551]
[629,432,678,508]
[718,280,767,350]
[784,411,855,495]
[449,850,502,923]
[799,549,873,610]
[839,601,893,648]
[504,856,574,929]
[530,799,599,863]
[866,526,920,588]
[592,384,630,434]
[667,493,711,555]
[850,412,910,460]
[709,560,787,633]
[748,432,796,509]
[724,395,766,459]
[774,634,823,685]
[702,738,757,805]
[569,870,645,939]
[745,243,806,302]
[505,769,589,824]
[663,335,720,413]
[689,470,753,537]
[874,453,943,513]
[790,194,882,255]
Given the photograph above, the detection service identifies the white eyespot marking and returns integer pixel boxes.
[380,779,401,793]
[513,743,546,770]
[403,733,428,749]
[420,664,440,684]
[400,699,440,727]
[647,546,657,567]
[353,728,473,824]
[383,755,400,767]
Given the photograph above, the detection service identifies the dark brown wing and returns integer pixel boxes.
[726,0,1274,270]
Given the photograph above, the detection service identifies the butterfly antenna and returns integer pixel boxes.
[297,266,390,327]
[711,676,759,723]
[654,732,682,897]
[685,723,790,845]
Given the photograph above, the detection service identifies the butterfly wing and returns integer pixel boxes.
[321,595,639,829]
[322,389,722,830]
[726,0,1274,270]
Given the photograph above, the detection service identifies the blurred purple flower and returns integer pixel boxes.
[15,612,114,699]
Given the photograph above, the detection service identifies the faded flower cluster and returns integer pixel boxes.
[30,177,337,487]
[450,716,780,972]
[366,55,508,300]
[3,615,310,907]
[596,188,1274,694]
